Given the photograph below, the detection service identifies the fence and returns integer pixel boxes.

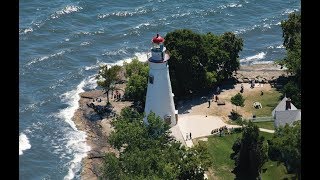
[248,116,274,122]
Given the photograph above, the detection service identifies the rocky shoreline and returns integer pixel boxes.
[72,63,288,179]
[234,63,288,84]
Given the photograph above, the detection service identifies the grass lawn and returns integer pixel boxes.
[253,121,275,130]
[243,89,281,117]
[200,131,294,180]
[261,161,296,180]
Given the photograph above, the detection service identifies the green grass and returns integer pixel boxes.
[205,133,240,180]
[253,121,275,130]
[261,161,296,180]
[202,131,294,180]
[243,89,281,117]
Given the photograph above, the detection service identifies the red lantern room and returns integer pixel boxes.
[151,34,164,50]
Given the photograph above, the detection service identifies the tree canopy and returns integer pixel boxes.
[278,12,301,108]
[268,121,301,179]
[101,107,211,179]
[231,121,268,180]
[96,65,122,104]
[231,93,245,112]
[165,29,243,98]
[123,58,149,110]
[279,12,301,81]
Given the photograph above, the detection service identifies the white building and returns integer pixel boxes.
[144,34,178,127]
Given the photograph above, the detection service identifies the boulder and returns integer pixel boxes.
[243,78,250,83]
[237,78,244,83]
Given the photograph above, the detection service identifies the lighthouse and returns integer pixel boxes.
[144,34,178,127]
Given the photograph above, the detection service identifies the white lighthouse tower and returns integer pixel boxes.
[144,34,178,127]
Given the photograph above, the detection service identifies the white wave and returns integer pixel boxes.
[282,8,299,15]
[75,31,91,36]
[24,122,43,134]
[56,77,93,180]
[19,133,31,155]
[27,49,71,66]
[102,48,128,56]
[22,103,38,113]
[51,5,83,19]
[80,42,90,46]
[263,23,271,29]
[276,44,284,49]
[219,3,242,9]
[112,52,149,67]
[276,21,281,25]
[234,20,277,34]
[252,60,274,65]
[65,38,70,41]
[240,52,266,62]
[134,22,150,29]
[171,12,191,18]
[98,6,153,19]
[63,130,91,180]
[19,27,33,35]
[86,75,98,90]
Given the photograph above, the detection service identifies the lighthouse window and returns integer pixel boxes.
[149,75,154,84]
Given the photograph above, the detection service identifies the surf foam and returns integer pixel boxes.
[57,77,95,180]
[19,133,31,155]
[240,52,266,63]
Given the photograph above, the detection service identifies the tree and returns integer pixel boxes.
[276,12,301,111]
[281,13,301,52]
[268,121,301,179]
[231,121,268,179]
[96,65,122,104]
[279,12,301,85]
[102,108,211,179]
[165,29,208,97]
[281,81,301,109]
[231,93,245,112]
[123,58,149,109]
[165,29,243,98]
[217,32,243,78]
[123,57,149,78]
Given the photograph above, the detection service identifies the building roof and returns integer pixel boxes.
[274,110,301,128]
[272,97,298,117]
[152,34,164,43]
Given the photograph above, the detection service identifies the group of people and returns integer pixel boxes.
[211,125,229,136]
[112,90,122,101]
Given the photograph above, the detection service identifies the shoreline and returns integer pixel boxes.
[72,63,288,179]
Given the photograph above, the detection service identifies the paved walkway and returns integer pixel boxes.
[171,115,274,148]
[176,115,233,147]
[259,128,275,133]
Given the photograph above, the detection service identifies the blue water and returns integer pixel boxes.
[19,0,300,179]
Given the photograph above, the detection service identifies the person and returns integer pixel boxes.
[190,132,192,140]
[240,84,244,93]
[208,98,211,108]
[216,95,219,102]
[261,91,264,96]
[216,86,220,94]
